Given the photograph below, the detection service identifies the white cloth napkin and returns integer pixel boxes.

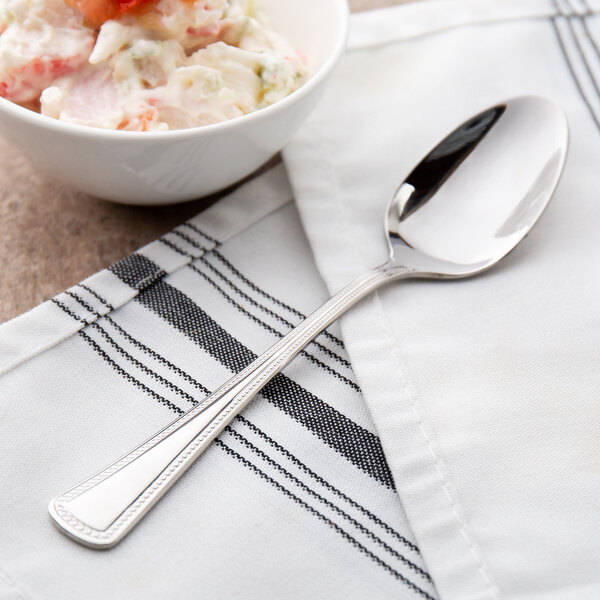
[0,166,435,600]
[283,1,600,599]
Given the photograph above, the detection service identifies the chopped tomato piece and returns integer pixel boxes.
[65,0,153,27]
[65,0,118,27]
[115,0,147,12]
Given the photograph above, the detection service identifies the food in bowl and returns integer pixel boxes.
[0,0,348,203]
[0,0,309,130]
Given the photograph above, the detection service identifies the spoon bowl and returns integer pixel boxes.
[387,96,568,277]
[49,96,568,549]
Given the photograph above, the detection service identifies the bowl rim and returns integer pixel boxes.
[0,0,349,140]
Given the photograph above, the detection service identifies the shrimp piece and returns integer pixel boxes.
[64,0,118,27]
[0,24,94,102]
[56,65,124,128]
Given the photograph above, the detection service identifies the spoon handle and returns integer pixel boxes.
[49,263,409,548]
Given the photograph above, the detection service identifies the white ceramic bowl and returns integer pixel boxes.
[0,0,348,205]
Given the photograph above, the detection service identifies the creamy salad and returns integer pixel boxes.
[0,0,309,130]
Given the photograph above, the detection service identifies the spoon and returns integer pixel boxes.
[49,96,568,548]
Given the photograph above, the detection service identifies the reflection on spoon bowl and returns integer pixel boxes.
[389,96,567,275]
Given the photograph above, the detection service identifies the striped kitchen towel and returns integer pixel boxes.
[0,164,435,600]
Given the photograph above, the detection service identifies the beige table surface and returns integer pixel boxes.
[0,0,410,323]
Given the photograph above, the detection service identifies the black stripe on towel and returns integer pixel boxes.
[108,253,166,290]
[135,279,395,490]
[551,0,600,129]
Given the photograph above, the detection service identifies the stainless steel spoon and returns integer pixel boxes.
[49,96,568,548]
